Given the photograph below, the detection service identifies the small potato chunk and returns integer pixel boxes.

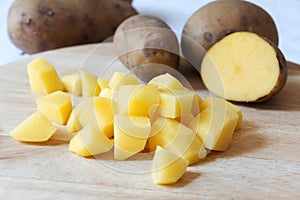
[10,111,57,142]
[99,88,114,100]
[69,125,113,157]
[189,108,239,151]
[118,85,160,116]
[148,73,184,91]
[114,115,151,160]
[36,91,72,125]
[66,98,93,133]
[200,97,243,129]
[80,71,100,97]
[108,72,139,90]
[151,146,189,185]
[27,57,63,95]
[61,73,82,96]
[159,89,194,118]
[97,78,109,90]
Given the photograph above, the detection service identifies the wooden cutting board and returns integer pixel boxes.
[0,43,299,199]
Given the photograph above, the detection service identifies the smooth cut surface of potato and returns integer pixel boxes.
[181,0,279,69]
[10,111,57,142]
[201,32,287,102]
[114,15,180,81]
[27,57,63,95]
[151,146,189,185]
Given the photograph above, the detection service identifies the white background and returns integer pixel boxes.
[1,0,300,65]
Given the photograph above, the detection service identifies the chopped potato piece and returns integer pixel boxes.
[114,115,151,160]
[108,72,139,90]
[99,88,114,100]
[151,146,189,185]
[69,125,113,157]
[80,71,100,97]
[148,73,184,91]
[97,78,109,90]
[10,111,57,142]
[61,73,82,96]
[36,91,72,125]
[118,85,160,116]
[189,107,239,151]
[27,57,63,95]
[200,97,242,129]
[159,89,194,118]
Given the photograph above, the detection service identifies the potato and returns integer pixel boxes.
[181,0,279,68]
[113,15,180,81]
[27,57,63,95]
[36,91,72,125]
[61,74,82,96]
[8,0,137,54]
[10,111,57,142]
[201,32,287,102]
[80,71,100,97]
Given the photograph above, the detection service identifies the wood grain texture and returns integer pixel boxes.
[0,43,299,199]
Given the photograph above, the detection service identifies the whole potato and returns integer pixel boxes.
[181,0,279,70]
[113,15,180,81]
[8,0,137,54]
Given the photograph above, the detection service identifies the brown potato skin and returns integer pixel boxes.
[113,15,180,81]
[8,0,137,54]
[181,0,279,70]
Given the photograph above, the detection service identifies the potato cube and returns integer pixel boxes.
[200,97,242,129]
[61,73,82,96]
[189,108,239,151]
[151,146,189,185]
[108,72,139,90]
[66,98,93,133]
[159,89,194,118]
[69,125,113,157]
[114,115,151,160]
[10,111,57,142]
[80,71,100,97]
[118,85,160,116]
[191,93,203,116]
[36,91,72,125]
[27,57,63,95]
[148,73,184,90]
[99,88,114,100]
[97,78,109,90]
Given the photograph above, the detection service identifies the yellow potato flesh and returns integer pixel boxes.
[108,72,139,90]
[80,71,100,97]
[97,78,109,90]
[189,107,239,151]
[151,146,189,185]
[148,73,184,90]
[99,88,114,100]
[200,97,243,129]
[114,115,151,160]
[36,91,72,125]
[159,89,194,118]
[10,111,57,142]
[27,57,63,95]
[201,32,280,102]
[69,125,113,157]
[61,73,82,96]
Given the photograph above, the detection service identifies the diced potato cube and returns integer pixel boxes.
[66,98,93,133]
[200,97,242,129]
[94,97,117,138]
[36,91,72,125]
[151,146,189,185]
[97,78,109,90]
[189,107,239,151]
[149,118,205,165]
[108,72,139,90]
[191,93,203,116]
[114,115,151,160]
[99,88,114,100]
[118,85,160,116]
[69,125,113,157]
[61,73,82,96]
[27,57,63,95]
[176,113,195,127]
[148,73,184,90]
[159,89,194,118]
[80,71,100,97]
[10,111,57,142]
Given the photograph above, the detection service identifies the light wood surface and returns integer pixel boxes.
[0,43,299,199]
